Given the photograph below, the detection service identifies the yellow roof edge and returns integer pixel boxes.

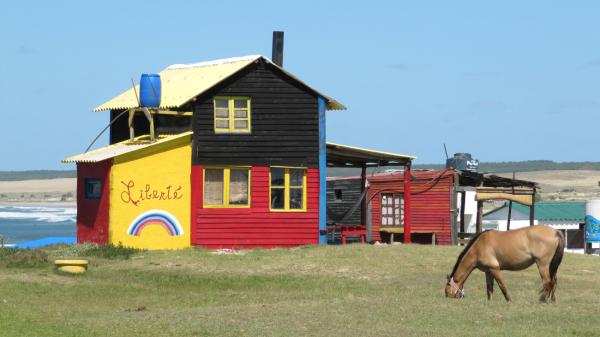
[62,132,193,163]
[326,141,416,160]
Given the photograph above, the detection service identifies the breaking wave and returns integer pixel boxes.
[0,205,76,223]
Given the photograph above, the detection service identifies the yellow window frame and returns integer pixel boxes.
[213,96,251,133]
[203,166,251,208]
[269,167,307,212]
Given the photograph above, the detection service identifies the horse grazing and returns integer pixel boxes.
[445,226,565,303]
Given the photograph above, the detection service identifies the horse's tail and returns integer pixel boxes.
[549,229,565,281]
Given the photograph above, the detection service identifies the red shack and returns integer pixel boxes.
[368,170,455,245]
[328,169,538,245]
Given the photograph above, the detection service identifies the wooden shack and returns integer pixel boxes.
[327,169,538,245]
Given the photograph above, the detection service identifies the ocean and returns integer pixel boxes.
[0,205,76,244]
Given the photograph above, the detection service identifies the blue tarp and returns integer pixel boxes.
[13,237,76,249]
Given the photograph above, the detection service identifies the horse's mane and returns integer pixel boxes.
[450,231,485,277]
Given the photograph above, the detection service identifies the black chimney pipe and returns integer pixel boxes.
[272,31,284,67]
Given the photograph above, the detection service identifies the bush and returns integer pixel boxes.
[0,248,48,268]
[54,243,144,260]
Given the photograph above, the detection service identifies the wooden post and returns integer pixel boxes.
[141,107,155,142]
[128,109,135,141]
[450,187,457,245]
[460,191,466,233]
[507,200,513,231]
[530,193,535,226]
[476,200,483,233]
[403,162,412,243]
[360,164,367,227]
[507,171,514,231]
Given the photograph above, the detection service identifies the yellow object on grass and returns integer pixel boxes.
[55,260,88,274]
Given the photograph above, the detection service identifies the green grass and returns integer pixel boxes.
[50,243,145,260]
[1,244,599,336]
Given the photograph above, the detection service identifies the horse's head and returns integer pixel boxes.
[445,274,464,299]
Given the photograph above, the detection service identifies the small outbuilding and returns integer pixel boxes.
[483,201,585,250]
[327,169,538,245]
[64,133,193,249]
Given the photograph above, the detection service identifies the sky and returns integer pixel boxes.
[1,1,599,170]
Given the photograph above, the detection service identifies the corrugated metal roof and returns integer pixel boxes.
[94,55,345,112]
[62,132,192,163]
[326,142,416,167]
[484,201,585,222]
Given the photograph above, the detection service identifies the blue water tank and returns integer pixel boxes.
[139,74,161,108]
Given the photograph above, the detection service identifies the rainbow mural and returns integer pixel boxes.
[128,210,184,237]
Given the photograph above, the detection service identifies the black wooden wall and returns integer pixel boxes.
[326,178,362,225]
[191,59,319,167]
[109,110,191,144]
[109,110,148,144]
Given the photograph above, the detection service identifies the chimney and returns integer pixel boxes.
[272,31,284,67]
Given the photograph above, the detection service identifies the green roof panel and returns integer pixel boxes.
[492,201,585,222]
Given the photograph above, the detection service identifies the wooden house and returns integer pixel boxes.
[64,40,415,249]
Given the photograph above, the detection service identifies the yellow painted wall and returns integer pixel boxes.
[109,136,191,249]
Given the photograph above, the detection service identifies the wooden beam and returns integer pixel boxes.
[530,196,535,226]
[507,200,513,231]
[460,191,466,233]
[141,107,155,142]
[360,164,367,227]
[403,163,412,243]
[128,109,135,141]
[476,200,483,233]
[151,110,193,116]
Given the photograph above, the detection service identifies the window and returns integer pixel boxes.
[334,189,343,202]
[84,178,101,199]
[214,97,251,133]
[381,193,403,226]
[203,167,250,207]
[270,168,306,211]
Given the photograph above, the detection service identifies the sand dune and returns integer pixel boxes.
[0,178,76,193]
[496,170,600,192]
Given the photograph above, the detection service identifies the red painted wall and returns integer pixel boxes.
[368,170,455,245]
[76,161,111,244]
[191,166,320,249]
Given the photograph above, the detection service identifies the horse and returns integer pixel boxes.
[445,225,565,303]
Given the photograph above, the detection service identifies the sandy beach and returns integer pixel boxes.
[0,178,76,203]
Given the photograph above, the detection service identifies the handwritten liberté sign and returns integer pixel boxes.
[120,180,183,207]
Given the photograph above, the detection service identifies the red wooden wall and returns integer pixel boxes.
[191,166,320,249]
[76,161,111,244]
[368,170,455,245]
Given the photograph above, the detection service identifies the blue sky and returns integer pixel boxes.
[1,1,599,170]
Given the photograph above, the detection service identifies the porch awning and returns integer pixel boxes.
[326,142,415,167]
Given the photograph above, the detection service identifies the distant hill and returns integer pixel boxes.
[418,160,600,173]
[0,170,76,181]
[328,160,600,177]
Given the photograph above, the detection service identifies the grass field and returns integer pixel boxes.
[1,244,600,337]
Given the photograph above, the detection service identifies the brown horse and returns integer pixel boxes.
[445,226,565,302]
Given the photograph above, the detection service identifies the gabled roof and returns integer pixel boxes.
[484,201,585,222]
[93,55,345,112]
[62,132,192,163]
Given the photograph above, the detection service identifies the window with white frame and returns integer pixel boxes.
[381,193,403,226]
